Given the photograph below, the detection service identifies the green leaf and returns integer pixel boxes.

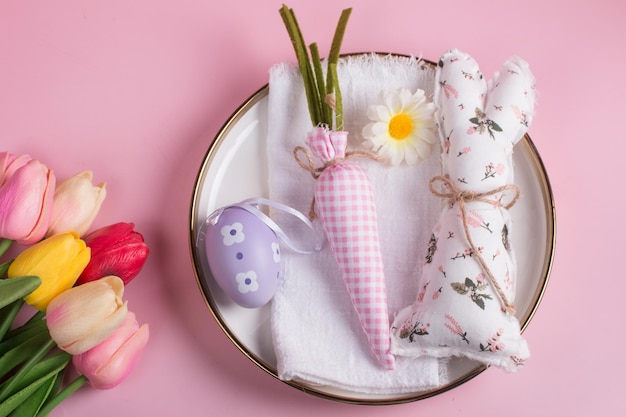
[490,121,503,131]
[464,277,476,289]
[7,372,57,417]
[474,297,486,310]
[0,374,58,417]
[0,339,56,403]
[469,117,480,125]
[0,239,12,259]
[0,277,41,310]
[0,301,22,342]
[0,261,11,279]
[0,351,69,405]
[0,331,49,380]
[36,375,87,417]
[0,320,48,356]
[450,282,468,295]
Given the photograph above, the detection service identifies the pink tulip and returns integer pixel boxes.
[47,171,106,237]
[77,222,149,286]
[72,311,149,390]
[0,152,55,244]
[46,276,128,355]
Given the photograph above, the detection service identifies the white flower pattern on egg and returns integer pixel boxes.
[236,271,259,293]
[271,242,280,263]
[221,222,245,246]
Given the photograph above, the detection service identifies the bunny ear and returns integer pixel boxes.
[485,56,536,145]
[434,49,487,144]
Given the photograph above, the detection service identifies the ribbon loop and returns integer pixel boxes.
[207,197,323,255]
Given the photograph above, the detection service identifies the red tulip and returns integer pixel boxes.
[77,222,149,285]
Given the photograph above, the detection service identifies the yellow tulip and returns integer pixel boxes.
[7,231,91,311]
[46,276,128,355]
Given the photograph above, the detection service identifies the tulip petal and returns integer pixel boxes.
[46,276,128,354]
[90,324,149,389]
[0,160,56,245]
[62,301,128,355]
[8,232,90,311]
[47,171,107,237]
[77,222,149,285]
[73,312,149,390]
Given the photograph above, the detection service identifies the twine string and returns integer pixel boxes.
[429,175,520,315]
[293,145,386,219]
[293,145,386,179]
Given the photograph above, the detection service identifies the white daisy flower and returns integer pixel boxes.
[362,88,437,165]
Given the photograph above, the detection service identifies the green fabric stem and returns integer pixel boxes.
[279,5,320,126]
[309,43,332,125]
[279,5,351,130]
[328,63,343,131]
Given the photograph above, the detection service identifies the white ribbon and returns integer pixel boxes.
[206,197,323,255]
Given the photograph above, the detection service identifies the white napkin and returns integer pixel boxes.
[267,54,447,394]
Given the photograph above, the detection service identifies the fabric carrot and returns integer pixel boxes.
[281,5,395,369]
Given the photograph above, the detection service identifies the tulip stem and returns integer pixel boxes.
[0,239,12,258]
[0,338,56,402]
[36,375,88,417]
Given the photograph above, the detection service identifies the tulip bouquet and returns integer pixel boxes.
[0,151,150,416]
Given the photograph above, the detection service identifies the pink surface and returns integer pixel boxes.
[0,0,622,415]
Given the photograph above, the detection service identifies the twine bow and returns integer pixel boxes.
[293,145,386,219]
[429,175,521,315]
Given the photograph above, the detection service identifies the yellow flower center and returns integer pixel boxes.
[388,113,414,140]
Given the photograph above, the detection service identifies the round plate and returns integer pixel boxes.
[189,57,555,405]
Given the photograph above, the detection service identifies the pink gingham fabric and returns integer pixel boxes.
[390,49,535,372]
[306,126,395,370]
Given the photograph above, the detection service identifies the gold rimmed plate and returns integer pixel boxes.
[189,56,555,405]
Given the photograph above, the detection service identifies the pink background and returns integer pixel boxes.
[1,0,623,415]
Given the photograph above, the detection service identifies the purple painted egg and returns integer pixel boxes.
[205,206,281,308]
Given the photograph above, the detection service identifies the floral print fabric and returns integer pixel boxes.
[390,49,536,372]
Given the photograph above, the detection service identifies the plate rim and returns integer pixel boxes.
[188,53,556,405]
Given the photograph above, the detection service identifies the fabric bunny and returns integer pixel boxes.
[390,49,536,372]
